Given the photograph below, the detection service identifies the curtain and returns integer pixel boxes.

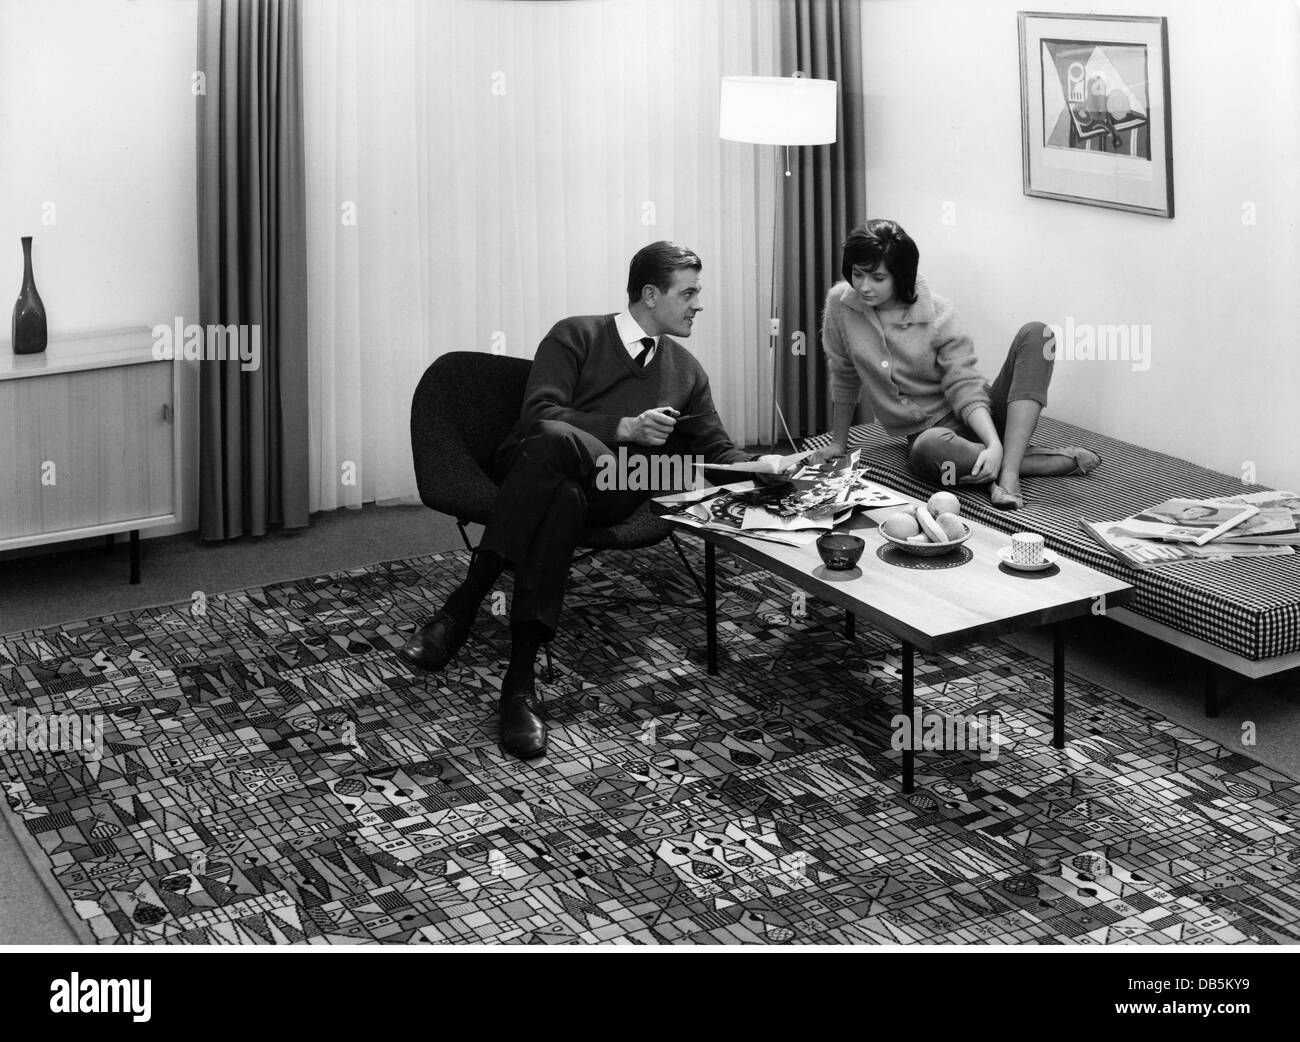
[196,0,310,539]
[776,0,867,443]
[302,0,781,511]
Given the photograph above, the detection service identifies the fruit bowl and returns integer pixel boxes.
[880,521,972,556]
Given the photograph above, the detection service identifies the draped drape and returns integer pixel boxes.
[196,0,310,539]
[776,0,867,443]
[302,0,780,510]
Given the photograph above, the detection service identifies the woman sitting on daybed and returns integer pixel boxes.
[807,219,1099,509]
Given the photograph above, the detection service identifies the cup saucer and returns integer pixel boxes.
[997,546,1058,572]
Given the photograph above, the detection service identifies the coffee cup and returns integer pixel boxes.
[1010,532,1045,567]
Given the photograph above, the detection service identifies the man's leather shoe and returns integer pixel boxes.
[499,680,547,760]
[397,610,471,672]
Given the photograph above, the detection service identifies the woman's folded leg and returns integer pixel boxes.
[988,321,1099,505]
[906,424,986,485]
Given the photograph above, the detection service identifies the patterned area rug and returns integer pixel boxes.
[3,544,1300,945]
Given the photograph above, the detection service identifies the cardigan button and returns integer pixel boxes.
[880,360,889,368]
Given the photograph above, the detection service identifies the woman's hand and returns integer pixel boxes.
[970,442,1003,484]
[807,442,845,465]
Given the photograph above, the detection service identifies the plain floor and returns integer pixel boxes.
[2,501,1298,944]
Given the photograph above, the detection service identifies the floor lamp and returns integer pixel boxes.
[720,74,837,451]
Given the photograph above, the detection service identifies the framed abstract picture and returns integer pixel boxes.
[1018,12,1173,217]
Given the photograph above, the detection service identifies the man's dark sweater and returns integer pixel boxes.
[498,313,752,467]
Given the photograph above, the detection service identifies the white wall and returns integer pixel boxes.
[860,0,1300,491]
[0,0,199,539]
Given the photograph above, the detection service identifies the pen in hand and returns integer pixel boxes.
[661,408,717,423]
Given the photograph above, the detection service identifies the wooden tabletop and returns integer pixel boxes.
[673,491,1135,653]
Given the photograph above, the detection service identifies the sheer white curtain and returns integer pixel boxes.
[303,0,780,510]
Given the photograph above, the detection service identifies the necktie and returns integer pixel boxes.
[634,336,655,367]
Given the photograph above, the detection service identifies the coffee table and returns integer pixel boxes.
[667,492,1135,792]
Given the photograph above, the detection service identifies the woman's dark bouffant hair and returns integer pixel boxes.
[840,219,919,305]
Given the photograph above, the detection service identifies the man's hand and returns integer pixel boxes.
[753,454,795,487]
[618,408,677,446]
[970,442,1004,483]
[807,442,845,465]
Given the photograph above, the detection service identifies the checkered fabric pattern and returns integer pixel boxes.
[803,417,1300,662]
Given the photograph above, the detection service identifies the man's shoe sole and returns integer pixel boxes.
[501,735,548,760]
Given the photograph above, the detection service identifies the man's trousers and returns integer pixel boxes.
[480,420,648,634]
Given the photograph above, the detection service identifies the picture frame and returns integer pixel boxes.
[1018,11,1173,218]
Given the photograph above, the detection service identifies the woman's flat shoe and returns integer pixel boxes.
[990,482,1025,510]
[1024,445,1102,476]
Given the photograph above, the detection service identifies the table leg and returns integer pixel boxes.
[902,640,914,794]
[705,541,717,676]
[1053,621,1065,748]
[1205,666,1219,718]
[844,610,855,641]
[129,529,140,585]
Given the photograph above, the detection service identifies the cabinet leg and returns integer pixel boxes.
[104,534,115,551]
[129,529,140,585]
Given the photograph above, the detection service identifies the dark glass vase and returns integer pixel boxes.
[12,235,48,355]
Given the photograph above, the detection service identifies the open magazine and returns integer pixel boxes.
[1110,498,1258,545]
[1081,519,1293,569]
[655,451,907,545]
[1205,491,1300,544]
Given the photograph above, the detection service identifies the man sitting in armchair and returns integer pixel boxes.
[400,241,774,759]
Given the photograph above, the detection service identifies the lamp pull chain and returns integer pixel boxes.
[784,144,792,177]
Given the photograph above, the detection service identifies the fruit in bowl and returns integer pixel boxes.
[880,503,971,556]
[935,511,965,541]
[880,513,921,540]
[927,491,960,516]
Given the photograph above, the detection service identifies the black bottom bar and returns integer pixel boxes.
[129,529,140,585]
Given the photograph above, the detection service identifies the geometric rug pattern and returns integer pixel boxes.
[3,544,1300,945]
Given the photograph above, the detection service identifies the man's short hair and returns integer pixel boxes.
[627,241,702,304]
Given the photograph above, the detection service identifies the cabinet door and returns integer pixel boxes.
[0,362,174,539]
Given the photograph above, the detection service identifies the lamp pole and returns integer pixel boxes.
[719,74,837,454]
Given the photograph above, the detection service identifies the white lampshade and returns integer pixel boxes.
[719,75,837,146]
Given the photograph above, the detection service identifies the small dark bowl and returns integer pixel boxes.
[816,532,866,570]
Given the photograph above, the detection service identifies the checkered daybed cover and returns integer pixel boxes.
[802,417,1300,662]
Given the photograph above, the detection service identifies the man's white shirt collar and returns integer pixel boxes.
[615,310,656,364]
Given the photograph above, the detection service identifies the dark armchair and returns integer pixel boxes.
[410,351,676,553]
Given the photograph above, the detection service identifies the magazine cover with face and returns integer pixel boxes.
[1208,490,1300,544]
[1112,498,1259,545]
